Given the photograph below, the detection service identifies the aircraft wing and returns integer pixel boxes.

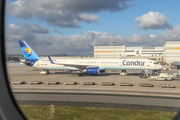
[48,56,97,69]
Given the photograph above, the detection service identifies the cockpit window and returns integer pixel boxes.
[154,62,159,64]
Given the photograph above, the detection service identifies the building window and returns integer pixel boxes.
[126,50,134,52]
[142,51,163,52]
[137,51,139,54]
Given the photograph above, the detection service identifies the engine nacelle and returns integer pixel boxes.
[86,67,100,74]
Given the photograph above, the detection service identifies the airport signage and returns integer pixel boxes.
[123,60,145,66]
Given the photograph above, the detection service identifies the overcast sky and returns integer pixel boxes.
[5,0,180,55]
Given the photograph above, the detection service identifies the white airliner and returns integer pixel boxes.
[19,41,162,76]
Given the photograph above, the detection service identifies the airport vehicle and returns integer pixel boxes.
[40,71,48,75]
[162,67,166,70]
[19,41,162,76]
[160,84,175,88]
[149,73,173,81]
[139,71,146,77]
[152,70,160,75]
[140,83,153,87]
[173,71,180,78]
[162,67,171,70]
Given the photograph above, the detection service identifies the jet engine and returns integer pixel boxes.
[86,67,100,74]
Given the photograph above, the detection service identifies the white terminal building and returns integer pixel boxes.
[94,41,180,64]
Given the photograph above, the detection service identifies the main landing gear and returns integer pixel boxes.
[77,69,88,77]
[77,73,88,76]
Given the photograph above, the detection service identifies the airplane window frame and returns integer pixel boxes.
[0,0,26,119]
[0,0,179,120]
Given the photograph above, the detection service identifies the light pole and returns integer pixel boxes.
[113,42,116,58]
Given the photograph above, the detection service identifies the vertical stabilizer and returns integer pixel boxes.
[19,41,40,66]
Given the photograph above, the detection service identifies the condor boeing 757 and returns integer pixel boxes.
[19,41,162,76]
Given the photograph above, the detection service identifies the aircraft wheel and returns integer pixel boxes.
[153,78,156,81]
[79,73,82,76]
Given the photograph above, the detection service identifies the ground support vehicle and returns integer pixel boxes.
[173,71,180,78]
[139,83,153,87]
[82,82,95,85]
[64,81,77,85]
[46,81,60,85]
[160,84,175,88]
[101,82,114,86]
[149,73,173,81]
[119,82,132,86]
[152,70,161,75]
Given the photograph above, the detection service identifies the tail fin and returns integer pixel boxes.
[19,40,40,60]
[48,56,55,64]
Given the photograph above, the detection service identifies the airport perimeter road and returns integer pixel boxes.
[14,92,180,112]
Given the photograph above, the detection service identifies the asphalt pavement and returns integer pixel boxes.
[14,92,180,112]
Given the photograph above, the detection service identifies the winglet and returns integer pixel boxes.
[48,56,55,64]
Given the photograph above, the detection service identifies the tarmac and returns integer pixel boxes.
[7,66,180,97]
[7,66,180,110]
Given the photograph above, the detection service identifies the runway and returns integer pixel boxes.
[14,92,180,112]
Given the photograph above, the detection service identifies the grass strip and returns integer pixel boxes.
[20,105,177,120]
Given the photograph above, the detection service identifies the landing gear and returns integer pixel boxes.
[83,73,88,76]
[77,73,83,76]
[76,69,89,77]
[77,73,88,76]
[46,70,50,74]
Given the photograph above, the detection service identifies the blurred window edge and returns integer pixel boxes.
[0,0,179,120]
[0,0,26,119]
